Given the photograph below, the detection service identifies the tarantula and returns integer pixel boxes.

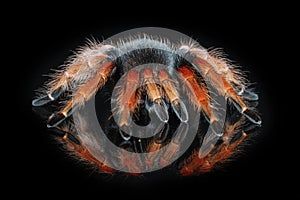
[32,33,261,175]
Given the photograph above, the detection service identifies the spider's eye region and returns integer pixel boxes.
[32,27,261,176]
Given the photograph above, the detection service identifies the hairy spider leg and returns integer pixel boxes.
[32,62,83,106]
[178,66,222,136]
[187,48,243,86]
[141,68,186,168]
[145,69,190,167]
[116,70,140,127]
[115,69,141,140]
[199,134,247,172]
[145,123,169,167]
[204,52,259,101]
[198,120,247,172]
[47,62,115,127]
[32,53,110,106]
[54,126,114,173]
[146,69,191,167]
[158,69,188,122]
[159,122,189,167]
[180,120,247,175]
[192,57,261,125]
[143,68,169,123]
[145,142,163,167]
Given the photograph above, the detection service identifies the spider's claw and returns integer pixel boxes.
[152,99,169,123]
[47,106,76,127]
[32,95,51,106]
[47,112,66,127]
[171,99,188,123]
[32,87,63,107]
[243,109,262,125]
[200,111,223,136]
[231,99,261,125]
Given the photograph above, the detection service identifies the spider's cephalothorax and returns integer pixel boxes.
[33,35,261,175]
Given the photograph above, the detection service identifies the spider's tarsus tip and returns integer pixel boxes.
[243,109,262,125]
[47,112,66,128]
[171,99,189,123]
[231,99,262,125]
[152,100,169,123]
[32,95,50,107]
[32,88,63,107]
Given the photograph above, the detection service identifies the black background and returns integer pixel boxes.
[11,3,290,199]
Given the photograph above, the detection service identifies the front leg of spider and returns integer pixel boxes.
[157,69,188,123]
[191,51,261,125]
[177,66,221,136]
[115,69,140,140]
[47,61,115,127]
[142,68,169,123]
